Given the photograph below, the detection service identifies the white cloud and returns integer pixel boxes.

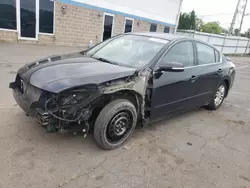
[181,0,250,31]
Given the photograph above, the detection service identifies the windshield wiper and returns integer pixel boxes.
[92,57,119,65]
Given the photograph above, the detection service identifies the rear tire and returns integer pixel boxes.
[94,99,137,150]
[206,81,227,110]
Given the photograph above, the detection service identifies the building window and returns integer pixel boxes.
[0,0,16,30]
[124,18,133,33]
[150,24,157,32]
[39,0,54,34]
[103,14,114,41]
[164,26,170,33]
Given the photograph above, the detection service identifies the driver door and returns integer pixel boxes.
[150,40,198,118]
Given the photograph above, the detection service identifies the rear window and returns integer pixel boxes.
[215,50,220,62]
[196,42,216,65]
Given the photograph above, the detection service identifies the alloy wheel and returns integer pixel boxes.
[214,85,225,106]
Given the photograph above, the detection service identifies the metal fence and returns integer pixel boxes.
[177,30,250,55]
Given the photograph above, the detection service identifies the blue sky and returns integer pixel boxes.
[182,0,250,32]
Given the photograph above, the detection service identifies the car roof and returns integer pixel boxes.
[130,32,188,41]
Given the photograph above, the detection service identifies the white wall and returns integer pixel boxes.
[73,0,180,25]
[177,30,250,54]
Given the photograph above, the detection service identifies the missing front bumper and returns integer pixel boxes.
[12,88,51,125]
[12,88,90,134]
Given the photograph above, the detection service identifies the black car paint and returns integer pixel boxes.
[17,54,136,93]
[9,33,235,132]
[149,38,234,118]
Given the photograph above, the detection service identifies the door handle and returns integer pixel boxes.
[217,69,223,73]
[190,75,196,82]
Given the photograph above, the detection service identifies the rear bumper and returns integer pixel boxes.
[231,71,235,88]
[228,70,236,91]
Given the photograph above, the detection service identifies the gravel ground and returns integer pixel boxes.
[0,43,250,188]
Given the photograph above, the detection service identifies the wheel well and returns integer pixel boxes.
[88,90,141,129]
[106,90,140,111]
[223,79,230,97]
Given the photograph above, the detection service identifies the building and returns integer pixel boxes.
[0,0,182,47]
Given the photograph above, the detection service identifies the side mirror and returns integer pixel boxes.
[156,62,184,72]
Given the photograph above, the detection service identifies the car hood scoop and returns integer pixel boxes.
[18,55,136,93]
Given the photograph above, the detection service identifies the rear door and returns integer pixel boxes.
[193,42,223,105]
[150,40,199,117]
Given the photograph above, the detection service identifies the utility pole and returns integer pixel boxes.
[229,0,241,35]
[174,0,184,34]
[239,0,248,35]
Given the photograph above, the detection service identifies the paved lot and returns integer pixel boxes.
[0,43,250,188]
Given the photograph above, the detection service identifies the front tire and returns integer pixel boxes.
[94,99,137,150]
[207,81,227,110]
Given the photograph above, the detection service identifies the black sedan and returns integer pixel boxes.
[9,33,236,150]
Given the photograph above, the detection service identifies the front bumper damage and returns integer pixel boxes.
[13,88,57,129]
[9,68,152,134]
[9,79,93,133]
[10,84,52,126]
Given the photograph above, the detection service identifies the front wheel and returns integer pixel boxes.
[207,81,227,110]
[94,99,137,150]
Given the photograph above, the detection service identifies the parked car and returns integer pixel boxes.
[9,33,236,150]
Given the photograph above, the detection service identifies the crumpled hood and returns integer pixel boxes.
[18,54,136,93]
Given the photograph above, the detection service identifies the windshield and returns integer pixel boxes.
[87,35,168,68]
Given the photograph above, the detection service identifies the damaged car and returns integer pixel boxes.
[9,33,236,150]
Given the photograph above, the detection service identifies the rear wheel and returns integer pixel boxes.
[207,81,227,110]
[94,99,137,150]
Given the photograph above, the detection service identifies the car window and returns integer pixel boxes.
[215,50,220,62]
[91,35,168,68]
[160,41,194,67]
[85,37,113,56]
[196,42,216,65]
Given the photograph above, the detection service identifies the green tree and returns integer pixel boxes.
[221,28,229,34]
[200,22,223,34]
[196,17,204,31]
[178,11,225,34]
[241,29,250,38]
[190,10,196,30]
[178,13,189,29]
[178,10,196,30]
[234,28,240,36]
